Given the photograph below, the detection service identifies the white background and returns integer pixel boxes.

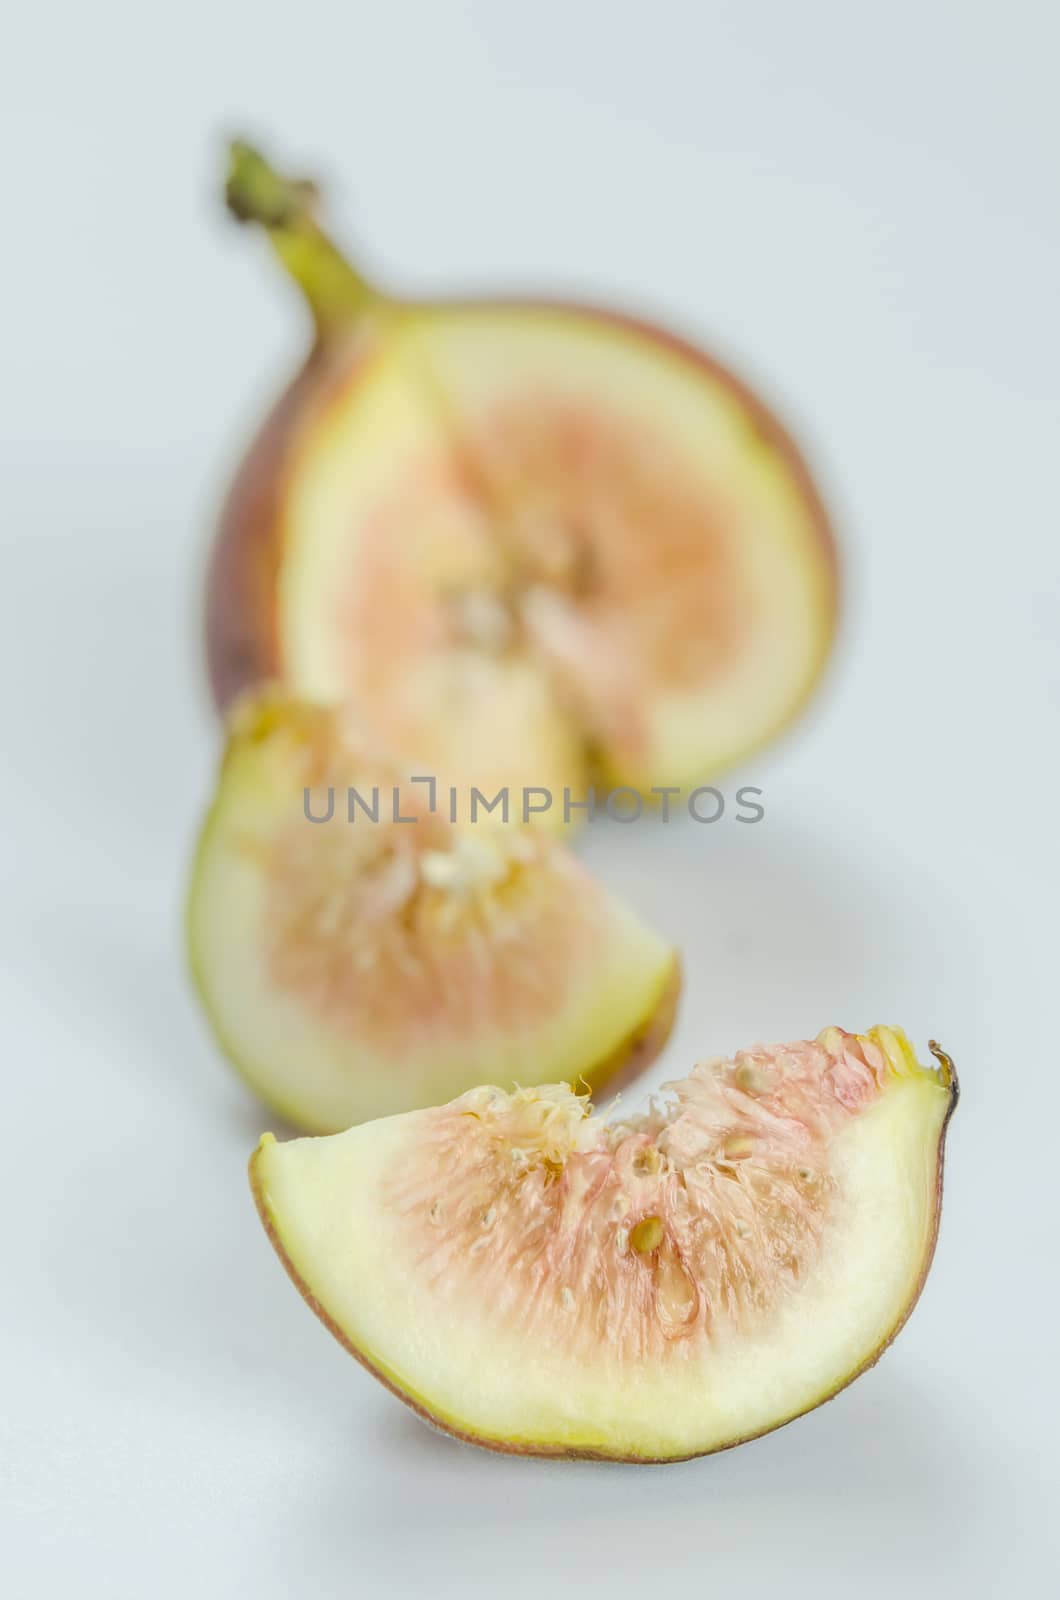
[3,1,1058,1593]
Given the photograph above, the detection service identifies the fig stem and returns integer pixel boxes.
[928,1040,957,1092]
[225,139,383,337]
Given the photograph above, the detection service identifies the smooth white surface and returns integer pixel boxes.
[2,1,1057,1594]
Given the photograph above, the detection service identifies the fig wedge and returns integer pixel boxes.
[188,691,679,1131]
[250,1027,956,1461]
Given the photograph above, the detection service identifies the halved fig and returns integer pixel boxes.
[208,141,837,814]
[250,1027,956,1461]
[187,691,679,1132]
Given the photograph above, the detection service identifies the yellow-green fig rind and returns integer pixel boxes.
[248,1032,957,1462]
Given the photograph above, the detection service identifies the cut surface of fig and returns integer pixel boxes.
[208,144,837,813]
[187,692,679,1132]
[251,1027,956,1461]
[278,310,835,801]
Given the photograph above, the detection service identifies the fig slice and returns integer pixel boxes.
[187,691,679,1132]
[208,142,838,816]
[250,1027,957,1461]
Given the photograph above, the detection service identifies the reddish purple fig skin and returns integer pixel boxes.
[205,343,339,710]
[204,300,839,717]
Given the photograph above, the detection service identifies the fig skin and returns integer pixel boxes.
[206,350,317,710]
[248,1040,957,1463]
[205,142,839,762]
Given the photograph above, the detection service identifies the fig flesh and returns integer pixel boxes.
[207,142,838,817]
[187,692,679,1131]
[250,1027,956,1461]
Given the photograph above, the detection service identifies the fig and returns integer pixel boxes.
[250,1026,957,1461]
[187,691,679,1131]
[207,141,838,816]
